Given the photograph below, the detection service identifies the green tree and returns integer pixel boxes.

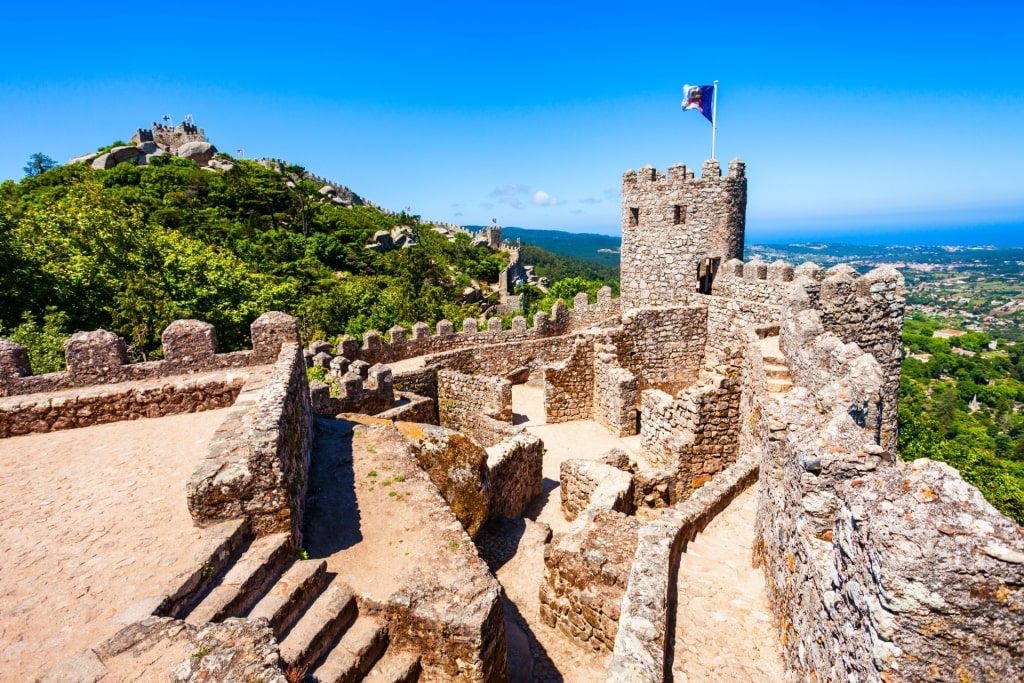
[23,153,58,178]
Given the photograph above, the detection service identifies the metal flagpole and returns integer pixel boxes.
[711,80,719,160]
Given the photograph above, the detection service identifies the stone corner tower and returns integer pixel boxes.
[620,158,747,309]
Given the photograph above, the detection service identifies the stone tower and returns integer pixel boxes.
[620,158,747,309]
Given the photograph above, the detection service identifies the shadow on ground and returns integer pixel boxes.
[303,417,362,557]
[524,478,559,521]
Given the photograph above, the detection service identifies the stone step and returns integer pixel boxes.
[363,650,421,683]
[312,616,388,683]
[247,557,328,637]
[762,354,787,367]
[185,532,293,626]
[156,518,252,619]
[767,378,793,394]
[763,363,791,380]
[279,579,356,678]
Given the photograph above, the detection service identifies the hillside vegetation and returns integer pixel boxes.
[0,155,611,370]
[899,313,1024,523]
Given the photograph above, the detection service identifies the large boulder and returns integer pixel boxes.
[176,141,218,165]
[67,152,98,166]
[109,146,143,163]
[91,153,114,170]
[395,422,490,539]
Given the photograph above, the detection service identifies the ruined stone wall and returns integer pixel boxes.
[486,432,544,518]
[376,392,437,424]
[0,371,245,438]
[347,422,508,682]
[607,453,759,683]
[393,367,438,400]
[437,369,512,447]
[428,332,579,380]
[592,343,638,437]
[559,457,635,522]
[540,510,639,652]
[0,313,296,399]
[754,296,1024,682]
[638,366,742,502]
[620,159,746,309]
[615,305,707,396]
[543,335,596,423]
[187,342,313,541]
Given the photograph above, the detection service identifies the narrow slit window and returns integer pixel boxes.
[674,205,685,224]
[629,207,639,227]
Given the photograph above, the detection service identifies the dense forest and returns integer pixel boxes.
[0,154,611,372]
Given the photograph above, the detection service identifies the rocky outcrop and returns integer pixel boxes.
[176,141,218,165]
[396,422,490,539]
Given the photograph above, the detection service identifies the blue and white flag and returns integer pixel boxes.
[681,84,715,123]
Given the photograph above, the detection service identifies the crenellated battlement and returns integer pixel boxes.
[337,286,619,365]
[621,157,746,190]
[0,312,299,400]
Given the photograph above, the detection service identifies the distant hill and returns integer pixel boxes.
[478,227,621,268]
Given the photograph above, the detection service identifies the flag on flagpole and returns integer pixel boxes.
[162,114,171,123]
[235,149,245,157]
[681,84,715,123]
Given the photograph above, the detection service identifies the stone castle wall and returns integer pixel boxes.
[753,295,1024,682]
[592,344,638,438]
[544,335,596,423]
[620,159,746,309]
[486,433,545,518]
[639,363,742,503]
[338,288,619,367]
[437,369,513,447]
[615,306,707,396]
[187,341,313,541]
[140,121,207,152]
[0,314,296,399]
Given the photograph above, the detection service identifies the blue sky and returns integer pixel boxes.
[2,1,1022,243]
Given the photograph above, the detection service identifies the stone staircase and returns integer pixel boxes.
[760,336,793,395]
[172,529,419,683]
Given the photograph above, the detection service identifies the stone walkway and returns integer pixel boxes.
[480,385,643,681]
[671,484,785,682]
[0,409,229,681]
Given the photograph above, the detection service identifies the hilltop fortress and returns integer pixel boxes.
[1,159,1022,682]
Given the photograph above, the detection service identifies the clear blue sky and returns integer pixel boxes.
[2,1,1022,243]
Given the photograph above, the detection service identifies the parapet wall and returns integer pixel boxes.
[187,341,313,541]
[338,287,619,366]
[607,452,759,683]
[754,295,1024,682]
[0,313,298,398]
